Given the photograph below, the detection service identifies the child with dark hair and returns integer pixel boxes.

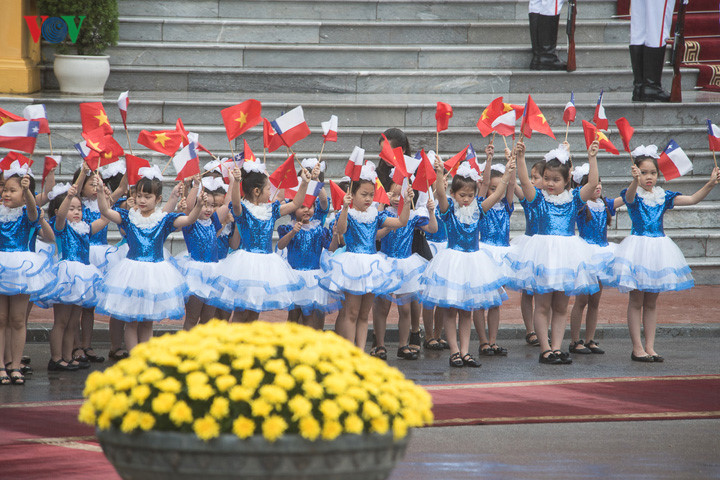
[612,146,719,362]
[568,164,624,355]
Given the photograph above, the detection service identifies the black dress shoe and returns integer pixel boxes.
[569,340,592,354]
[651,355,664,363]
[48,359,79,371]
[554,350,573,364]
[462,354,481,368]
[539,350,563,365]
[631,353,655,362]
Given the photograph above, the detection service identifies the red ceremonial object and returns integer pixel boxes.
[263,118,284,152]
[269,154,299,189]
[42,155,60,186]
[329,180,346,211]
[521,95,555,139]
[615,117,635,153]
[412,149,437,192]
[243,140,258,162]
[477,97,506,137]
[435,102,453,132]
[125,155,151,186]
[137,129,183,156]
[444,145,469,174]
[374,178,390,205]
[582,120,619,155]
[390,147,410,185]
[0,151,33,170]
[79,102,113,135]
[221,99,262,141]
[0,107,25,127]
[378,134,395,165]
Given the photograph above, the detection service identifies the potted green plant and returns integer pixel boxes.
[37,0,118,94]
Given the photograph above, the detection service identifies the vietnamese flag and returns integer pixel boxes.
[0,107,25,127]
[0,120,40,154]
[74,140,100,170]
[263,118,285,152]
[444,145,470,175]
[520,95,555,139]
[0,151,34,170]
[345,146,365,181]
[80,102,113,135]
[22,104,50,134]
[477,97,506,137]
[221,99,262,141]
[615,117,635,153]
[243,139,258,163]
[390,147,410,185]
[42,155,61,187]
[374,177,390,205]
[412,149,437,193]
[563,92,576,124]
[172,143,200,181]
[329,180,346,211]
[269,154,300,189]
[321,115,338,142]
[707,120,720,152]
[271,106,312,148]
[379,133,396,166]
[582,120,618,155]
[593,90,609,131]
[125,154,151,186]
[436,102,453,132]
[82,128,125,166]
[117,91,129,128]
[137,129,183,156]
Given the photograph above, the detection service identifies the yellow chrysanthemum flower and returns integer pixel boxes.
[188,383,215,401]
[264,359,287,375]
[105,393,130,419]
[231,356,254,371]
[344,414,364,435]
[97,411,112,430]
[288,395,312,420]
[241,369,265,390]
[290,365,315,383]
[370,415,389,435]
[259,384,288,404]
[302,381,323,399]
[130,384,151,405]
[139,413,156,431]
[362,401,382,420]
[186,371,210,388]
[154,377,182,394]
[215,374,237,392]
[177,359,201,374]
[273,373,295,391]
[120,409,142,433]
[321,419,343,441]
[377,393,400,414]
[193,415,220,441]
[250,399,273,417]
[169,401,194,426]
[253,345,276,362]
[319,400,341,420]
[228,385,253,403]
[209,397,230,420]
[336,395,358,413]
[78,402,96,425]
[298,416,320,441]
[232,416,255,439]
[262,415,288,443]
[138,367,164,385]
[89,387,114,411]
[205,362,231,377]
[392,417,408,440]
[151,392,176,415]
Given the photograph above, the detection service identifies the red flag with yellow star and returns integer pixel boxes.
[436,102,453,132]
[582,120,619,155]
[79,102,113,135]
[269,154,300,190]
[137,129,183,156]
[477,97,505,137]
[221,99,262,141]
[243,139,258,163]
[83,128,125,166]
[0,107,25,127]
[520,95,555,140]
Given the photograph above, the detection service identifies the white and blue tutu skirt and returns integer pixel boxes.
[37,260,103,308]
[378,253,427,305]
[293,268,343,315]
[0,250,56,298]
[419,248,508,311]
[170,254,223,302]
[427,240,447,257]
[318,251,402,297]
[479,243,512,279]
[90,243,129,273]
[584,241,618,288]
[96,258,188,322]
[210,250,304,312]
[611,235,693,293]
[505,235,604,296]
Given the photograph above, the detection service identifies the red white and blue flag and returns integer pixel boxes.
[172,142,200,181]
[271,106,311,147]
[563,92,576,124]
[593,90,608,130]
[285,180,324,208]
[0,120,40,154]
[345,146,365,181]
[707,120,720,152]
[658,140,693,181]
[321,115,338,142]
[118,91,129,128]
[22,104,50,134]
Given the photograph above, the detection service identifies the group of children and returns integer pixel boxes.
[0,127,718,384]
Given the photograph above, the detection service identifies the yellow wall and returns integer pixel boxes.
[0,0,41,94]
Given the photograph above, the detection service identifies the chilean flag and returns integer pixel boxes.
[345,146,365,181]
[172,142,200,181]
[271,106,312,147]
[321,115,338,142]
[285,180,324,208]
[465,143,482,174]
[0,120,40,154]
[22,104,50,134]
[708,120,720,152]
[593,90,608,130]
[658,140,693,181]
[118,91,129,128]
[563,92,576,124]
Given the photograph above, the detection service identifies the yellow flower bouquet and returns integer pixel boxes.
[80,320,433,444]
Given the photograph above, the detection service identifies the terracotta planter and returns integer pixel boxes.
[97,428,410,480]
[53,54,110,94]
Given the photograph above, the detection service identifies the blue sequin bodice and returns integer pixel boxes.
[0,206,40,252]
[278,221,332,270]
[82,199,108,245]
[380,209,428,259]
[479,198,513,247]
[344,207,386,254]
[51,218,91,264]
[216,221,234,260]
[233,201,281,254]
[441,197,484,253]
[425,207,447,243]
[621,188,678,237]
[118,208,182,262]
[520,197,538,236]
[529,187,583,237]
[311,196,329,226]
[576,197,616,246]
[182,212,221,262]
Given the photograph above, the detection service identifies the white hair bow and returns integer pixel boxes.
[631,145,659,159]
[47,182,71,201]
[202,176,228,192]
[204,159,221,172]
[359,161,377,182]
[301,157,326,172]
[544,145,570,164]
[572,163,590,184]
[455,161,481,181]
[4,160,31,178]
[491,164,506,174]
[138,165,163,181]
[242,161,267,174]
[100,161,126,179]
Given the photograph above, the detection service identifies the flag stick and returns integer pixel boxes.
[318,141,326,163]
[564,122,570,143]
[263,147,267,164]
[160,156,174,175]
[435,131,439,156]
[502,135,509,150]
[229,141,239,168]
[713,150,718,169]
[491,132,495,145]
[48,133,54,155]
[124,127,134,156]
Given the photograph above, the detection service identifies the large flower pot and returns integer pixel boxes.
[53,54,110,95]
[97,428,410,480]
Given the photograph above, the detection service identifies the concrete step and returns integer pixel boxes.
[115,17,628,45]
[40,65,698,95]
[117,0,618,21]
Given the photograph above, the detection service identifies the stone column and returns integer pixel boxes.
[0,0,41,94]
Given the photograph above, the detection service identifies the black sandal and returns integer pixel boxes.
[554,350,572,364]
[462,353,481,368]
[108,349,129,360]
[569,340,592,354]
[490,344,508,356]
[84,347,106,363]
[370,346,388,361]
[409,331,422,352]
[539,350,562,365]
[479,342,495,356]
[397,345,419,360]
[423,338,442,350]
[0,368,10,385]
[449,352,464,368]
[48,359,79,371]
[437,339,450,350]
[585,340,605,355]
[525,332,540,346]
[9,369,25,385]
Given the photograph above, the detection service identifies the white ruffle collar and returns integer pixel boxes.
[69,221,90,235]
[82,198,99,212]
[219,222,232,236]
[197,218,213,227]
[349,205,378,224]
[241,200,272,220]
[454,199,480,225]
[542,189,573,205]
[129,207,167,229]
[301,220,321,230]
[587,199,606,212]
[491,201,505,211]
[636,186,665,206]
[0,205,23,222]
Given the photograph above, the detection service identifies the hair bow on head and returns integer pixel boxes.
[4,160,31,178]
[301,157,326,172]
[544,145,570,164]
[359,161,377,182]
[138,165,164,181]
[631,144,659,159]
[47,182,71,201]
[572,163,590,184]
[100,161,126,179]
[339,175,351,183]
[242,161,267,174]
[455,161,481,181]
[204,159,221,172]
[491,164,506,174]
[202,176,228,192]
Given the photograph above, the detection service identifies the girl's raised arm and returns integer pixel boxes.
[434,157,449,213]
[674,167,720,206]
[481,158,516,212]
[579,140,600,202]
[516,141,535,202]
[36,167,56,207]
[625,164,641,204]
[336,191,352,235]
[163,182,183,213]
[478,144,494,198]
[279,168,311,217]
[54,184,77,231]
[173,191,207,229]
[21,175,39,222]
[420,195,438,234]
[231,168,242,216]
[383,186,414,229]
[110,174,129,203]
[96,177,122,225]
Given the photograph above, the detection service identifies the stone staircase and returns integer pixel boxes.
[3,0,720,283]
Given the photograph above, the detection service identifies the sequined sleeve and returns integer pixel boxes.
[664,190,681,211]
[605,196,617,217]
[620,188,632,205]
[272,201,282,221]
[161,212,184,239]
[572,187,584,211]
[439,197,455,221]
[320,227,332,249]
[116,208,131,229]
[277,224,292,239]
[211,212,222,232]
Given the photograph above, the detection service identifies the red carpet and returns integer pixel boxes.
[427,375,720,426]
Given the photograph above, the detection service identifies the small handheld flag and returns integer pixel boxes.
[491,110,516,137]
[615,117,635,153]
[79,102,113,135]
[172,143,200,181]
[0,151,34,170]
[374,177,390,205]
[521,95,555,139]
[271,106,311,148]
[707,120,720,152]
[117,91,129,128]
[269,154,300,190]
[321,115,338,142]
[436,102,453,132]
[563,92,576,124]
[0,120,40,154]
[345,146,365,181]
[593,90,608,131]
[329,180,346,211]
[125,154,151,186]
[42,155,61,187]
[658,140,693,181]
[22,104,50,134]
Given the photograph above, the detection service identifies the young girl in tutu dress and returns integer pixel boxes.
[319,162,412,349]
[95,166,205,350]
[212,162,310,322]
[613,146,719,362]
[420,156,515,368]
